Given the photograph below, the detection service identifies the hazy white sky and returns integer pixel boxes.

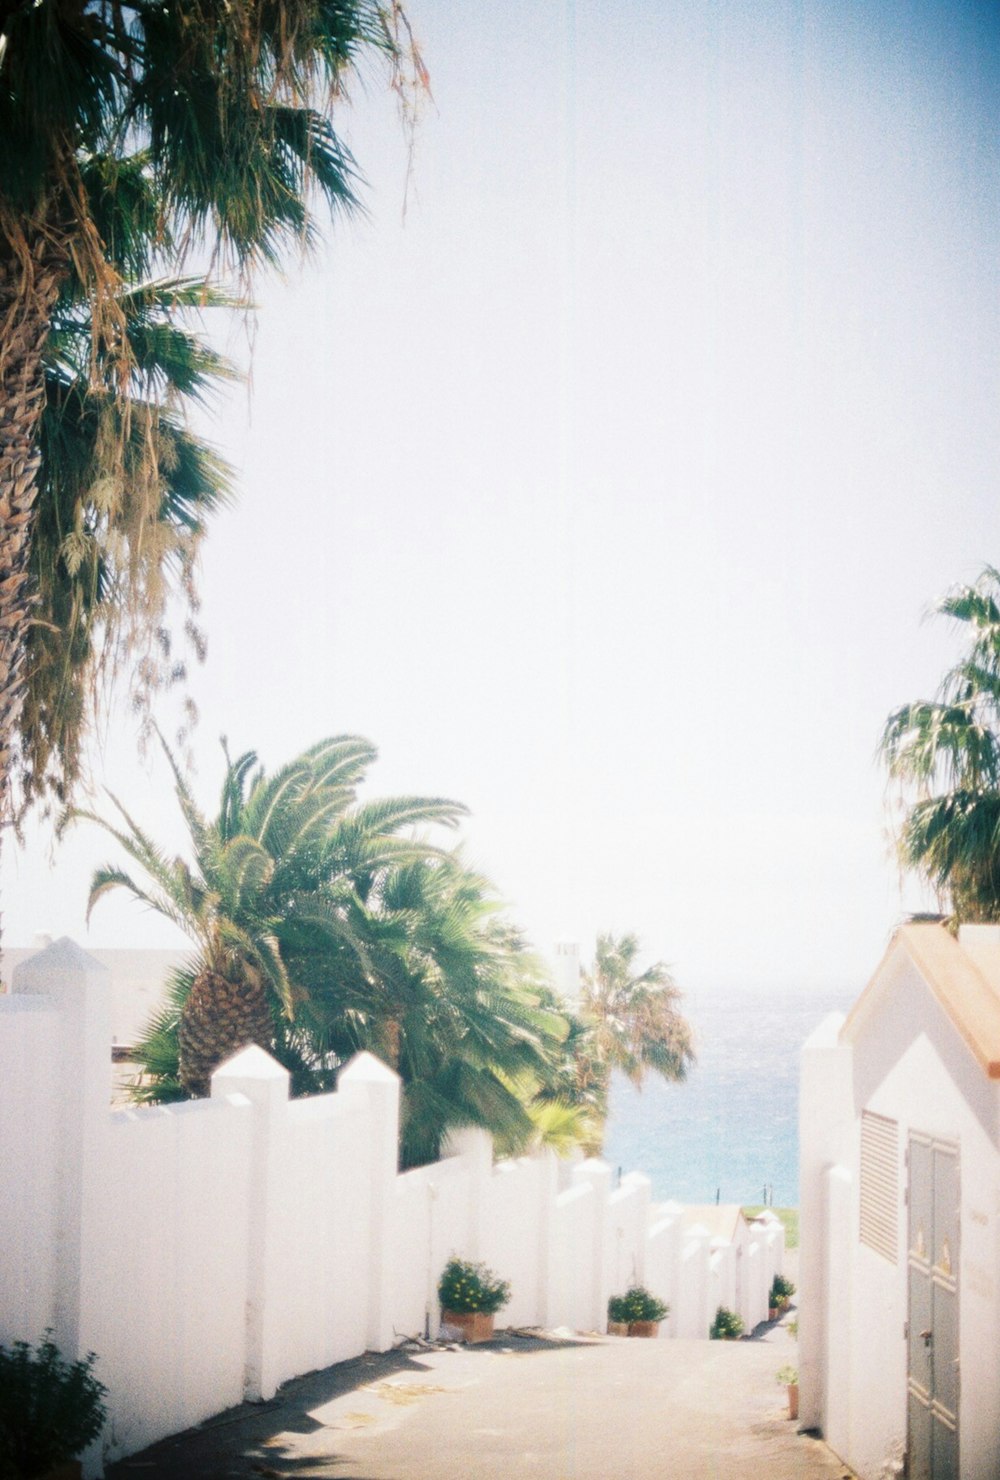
[5,0,1000,995]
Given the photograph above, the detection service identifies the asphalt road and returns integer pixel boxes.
[107,1320,852,1480]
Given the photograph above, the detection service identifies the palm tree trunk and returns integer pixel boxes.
[0,227,65,826]
[0,225,66,977]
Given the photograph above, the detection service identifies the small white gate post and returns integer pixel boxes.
[338,1053,400,1353]
[11,939,111,1360]
[212,1045,290,1401]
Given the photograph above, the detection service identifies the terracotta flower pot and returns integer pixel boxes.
[628,1320,660,1339]
[607,1320,629,1337]
[769,1306,779,1321]
[442,1309,495,1344]
[786,1383,799,1421]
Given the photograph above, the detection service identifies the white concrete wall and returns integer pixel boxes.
[2,937,785,1477]
[798,1010,852,1435]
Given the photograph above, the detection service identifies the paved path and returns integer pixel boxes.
[108,1319,852,1480]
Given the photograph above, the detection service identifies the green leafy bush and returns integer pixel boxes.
[770,1273,796,1305]
[0,1333,107,1479]
[709,1306,744,1340]
[776,1364,799,1386]
[438,1258,511,1315]
[608,1287,669,1324]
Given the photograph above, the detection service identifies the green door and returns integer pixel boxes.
[907,1133,959,1480]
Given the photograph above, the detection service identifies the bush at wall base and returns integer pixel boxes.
[607,1287,669,1337]
[438,1258,511,1343]
[709,1306,744,1340]
[770,1273,796,1312]
[0,1333,107,1480]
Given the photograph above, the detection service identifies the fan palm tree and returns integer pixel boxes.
[74,730,462,1095]
[20,275,237,815]
[881,566,1000,921]
[574,932,694,1153]
[0,0,422,826]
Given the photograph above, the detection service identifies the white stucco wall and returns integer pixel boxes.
[798,1011,851,1435]
[2,937,785,1476]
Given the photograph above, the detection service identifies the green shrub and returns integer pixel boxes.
[0,1333,107,1479]
[709,1306,744,1340]
[770,1273,796,1304]
[607,1293,630,1324]
[608,1286,669,1324]
[776,1364,799,1386]
[438,1258,511,1315]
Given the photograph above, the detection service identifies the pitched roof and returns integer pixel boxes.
[842,923,1000,1079]
[674,1204,748,1244]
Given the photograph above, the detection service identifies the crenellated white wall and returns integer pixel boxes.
[1,938,785,1477]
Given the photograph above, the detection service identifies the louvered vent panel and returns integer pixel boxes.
[860,1111,898,1263]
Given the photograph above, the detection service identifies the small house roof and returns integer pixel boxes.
[842,923,1000,1079]
[675,1204,748,1244]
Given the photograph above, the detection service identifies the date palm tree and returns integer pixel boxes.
[75,730,462,1095]
[575,931,694,1153]
[881,566,1000,921]
[0,0,422,826]
[357,855,570,1167]
[75,730,572,1163]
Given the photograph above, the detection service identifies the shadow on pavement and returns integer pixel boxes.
[106,1332,596,1480]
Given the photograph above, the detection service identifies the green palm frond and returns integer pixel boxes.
[19,274,238,812]
[880,567,1000,918]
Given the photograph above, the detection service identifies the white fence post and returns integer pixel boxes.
[573,1160,612,1332]
[799,1012,852,1432]
[212,1045,290,1401]
[441,1126,493,1258]
[11,939,111,1361]
[337,1053,400,1353]
[0,995,60,1345]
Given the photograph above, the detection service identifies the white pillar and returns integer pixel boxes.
[212,1045,290,1401]
[0,995,60,1343]
[798,1012,852,1432]
[338,1052,401,1354]
[573,1159,613,1330]
[441,1125,493,1258]
[533,1149,559,1328]
[12,939,111,1360]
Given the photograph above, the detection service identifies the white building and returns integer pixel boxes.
[800,921,1000,1480]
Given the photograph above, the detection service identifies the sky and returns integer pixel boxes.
[4,0,1000,998]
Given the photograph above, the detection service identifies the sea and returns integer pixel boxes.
[602,985,854,1207]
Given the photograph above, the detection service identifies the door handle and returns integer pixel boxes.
[920,1329,932,1347]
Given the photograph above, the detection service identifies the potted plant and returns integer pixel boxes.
[438,1257,511,1343]
[770,1273,796,1312]
[709,1306,744,1340]
[0,1333,107,1480]
[610,1286,669,1338]
[776,1364,799,1420]
[606,1294,631,1337]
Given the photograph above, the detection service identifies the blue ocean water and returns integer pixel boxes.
[602,985,853,1207]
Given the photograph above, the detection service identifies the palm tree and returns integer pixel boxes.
[361,856,570,1166]
[74,731,572,1163]
[19,275,237,815]
[0,0,422,825]
[881,566,1000,921]
[74,730,462,1095]
[575,932,694,1153]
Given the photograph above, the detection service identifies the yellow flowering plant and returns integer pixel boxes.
[438,1257,511,1315]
